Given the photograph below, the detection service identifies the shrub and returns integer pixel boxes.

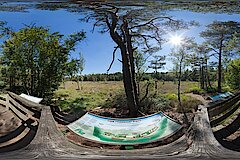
[187,87,204,94]
[178,97,202,113]
[140,95,170,114]
[0,81,6,89]
[165,93,178,100]
[165,93,202,113]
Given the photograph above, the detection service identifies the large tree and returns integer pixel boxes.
[1,25,85,97]
[200,21,240,92]
[80,2,193,117]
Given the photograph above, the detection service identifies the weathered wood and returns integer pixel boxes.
[0,94,240,159]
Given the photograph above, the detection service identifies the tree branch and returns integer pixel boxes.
[91,18,104,33]
[130,16,174,29]
[107,46,119,73]
[140,82,151,103]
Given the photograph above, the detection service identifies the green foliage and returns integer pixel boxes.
[59,98,86,113]
[226,59,240,90]
[187,87,205,94]
[200,21,240,92]
[178,97,202,113]
[165,93,178,100]
[0,25,85,97]
[134,50,147,82]
[140,95,170,114]
[0,81,6,89]
[164,94,202,113]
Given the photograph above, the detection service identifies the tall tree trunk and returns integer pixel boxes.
[200,65,205,89]
[178,58,189,125]
[63,78,66,89]
[154,79,158,96]
[106,12,139,117]
[205,59,213,90]
[121,47,138,117]
[125,19,139,109]
[80,75,83,90]
[218,39,223,92]
[154,70,158,96]
[76,77,80,90]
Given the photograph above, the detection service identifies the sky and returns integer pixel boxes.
[0,2,239,74]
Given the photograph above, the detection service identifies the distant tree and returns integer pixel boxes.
[1,25,85,97]
[148,55,166,95]
[65,55,85,90]
[189,43,212,90]
[226,59,240,90]
[200,21,240,92]
[170,37,195,125]
[134,50,148,97]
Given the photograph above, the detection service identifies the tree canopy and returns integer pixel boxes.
[226,59,240,90]
[200,21,240,92]
[0,25,85,97]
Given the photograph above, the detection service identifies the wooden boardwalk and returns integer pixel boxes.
[0,93,239,159]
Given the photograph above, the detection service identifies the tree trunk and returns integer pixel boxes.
[81,75,83,90]
[76,78,80,90]
[154,70,158,96]
[63,79,66,89]
[121,47,138,117]
[200,64,205,89]
[178,58,189,125]
[205,59,213,90]
[217,39,223,93]
[125,19,139,109]
[106,12,139,117]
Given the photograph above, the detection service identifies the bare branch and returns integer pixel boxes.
[130,16,174,29]
[91,19,104,33]
[209,47,219,54]
[107,46,119,73]
[140,82,151,103]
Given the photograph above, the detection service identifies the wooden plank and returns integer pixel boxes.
[0,127,30,148]
[8,95,34,116]
[8,102,29,122]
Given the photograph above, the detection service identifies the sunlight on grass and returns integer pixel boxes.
[54,81,200,112]
[54,81,124,111]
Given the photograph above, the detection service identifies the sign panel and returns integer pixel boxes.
[20,93,43,104]
[67,112,181,145]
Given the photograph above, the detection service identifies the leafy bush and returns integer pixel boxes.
[140,95,170,114]
[0,81,6,89]
[178,97,202,113]
[187,87,204,94]
[164,93,202,113]
[226,59,240,90]
[165,93,178,100]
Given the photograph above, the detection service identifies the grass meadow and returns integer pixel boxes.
[54,81,201,113]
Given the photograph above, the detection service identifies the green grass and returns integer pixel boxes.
[54,81,202,114]
[54,81,123,111]
[163,93,202,113]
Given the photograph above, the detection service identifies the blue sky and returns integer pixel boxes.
[0,5,239,74]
